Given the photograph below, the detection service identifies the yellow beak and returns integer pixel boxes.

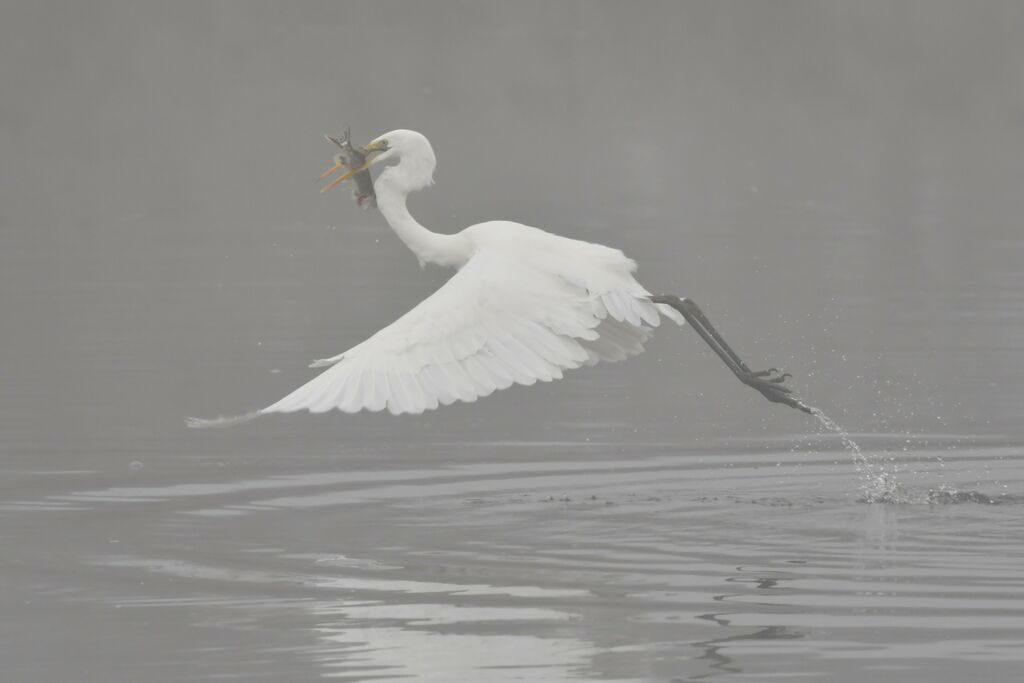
[320,157,374,193]
[318,155,347,181]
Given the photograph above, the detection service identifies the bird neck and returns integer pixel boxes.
[375,170,470,269]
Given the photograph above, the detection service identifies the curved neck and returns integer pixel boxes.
[375,169,470,269]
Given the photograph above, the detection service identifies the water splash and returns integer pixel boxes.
[807,408,1008,505]
[809,407,906,503]
[924,483,1001,505]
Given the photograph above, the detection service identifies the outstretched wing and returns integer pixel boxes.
[256,249,670,417]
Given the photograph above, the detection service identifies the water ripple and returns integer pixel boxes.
[7,441,1024,681]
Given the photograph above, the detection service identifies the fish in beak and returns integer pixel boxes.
[319,128,379,208]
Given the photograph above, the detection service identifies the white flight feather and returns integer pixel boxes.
[251,247,678,417]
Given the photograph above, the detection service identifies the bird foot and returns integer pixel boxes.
[751,367,792,382]
[739,368,812,413]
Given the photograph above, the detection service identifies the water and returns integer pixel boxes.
[809,408,906,503]
[4,3,1024,681]
[809,407,1016,506]
[3,438,1022,682]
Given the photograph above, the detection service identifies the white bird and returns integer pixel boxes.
[188,130,807,428]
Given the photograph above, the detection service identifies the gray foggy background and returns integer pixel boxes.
[2,2,1024,682]
[3,1,1024,445]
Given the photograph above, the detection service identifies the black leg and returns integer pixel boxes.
[651,295,812,414]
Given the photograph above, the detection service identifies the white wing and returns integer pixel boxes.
[257,249,676,417]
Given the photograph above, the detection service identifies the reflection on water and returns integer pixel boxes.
[4,442,1021,681]
[311,590,595,682]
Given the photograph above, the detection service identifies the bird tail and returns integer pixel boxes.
[185,410,263,429]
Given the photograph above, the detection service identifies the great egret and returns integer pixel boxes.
[188,129,808,428]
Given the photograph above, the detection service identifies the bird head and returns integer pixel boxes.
[320,129,435,195]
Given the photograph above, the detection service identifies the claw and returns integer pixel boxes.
[751,367,792,384]
[740,368,813,413]
[742,373,792,394]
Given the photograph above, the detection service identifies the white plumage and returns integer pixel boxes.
[266,240,681,416]
[189,129,683,427]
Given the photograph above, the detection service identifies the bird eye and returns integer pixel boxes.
[380,140,389,149]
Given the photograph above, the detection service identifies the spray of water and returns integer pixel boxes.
[808,407,906,503]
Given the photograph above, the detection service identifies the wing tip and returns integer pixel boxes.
[309,352,347,368]
[185,410,262,429]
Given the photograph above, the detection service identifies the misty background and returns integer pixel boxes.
[2,0,1024,453]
